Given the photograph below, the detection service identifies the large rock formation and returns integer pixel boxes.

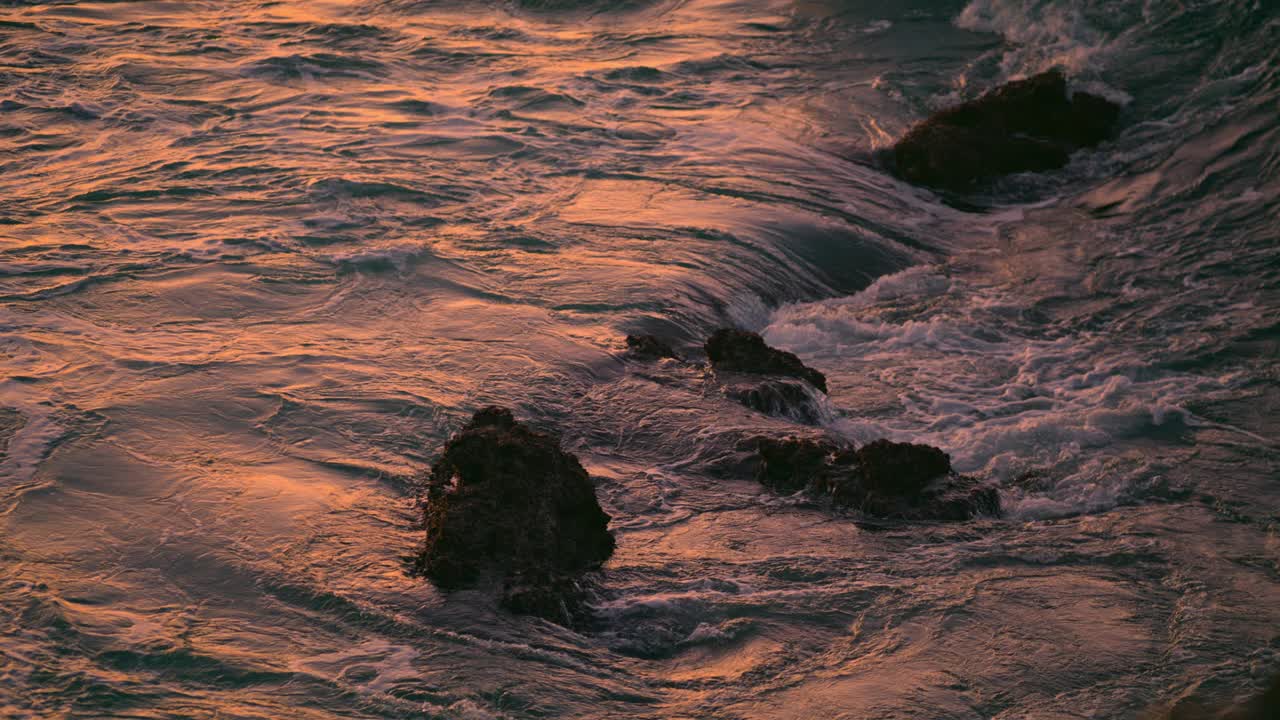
[415,407,615,625]
[743,435,999,521]
[705,328,827,393]
[892,69,1121,191]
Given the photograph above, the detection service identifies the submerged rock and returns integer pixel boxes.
[625,334,679,360]
[892,69,1121,191]
[415,406,615,625]
[724,378,827,425]
[742,435,999,521]
[705,328,827,393]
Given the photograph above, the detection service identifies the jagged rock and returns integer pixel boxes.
[625,334,679,360]
[892,69,1121,191]
[741,435,999,521]
[705,328,827,393]
[415,407,615,625]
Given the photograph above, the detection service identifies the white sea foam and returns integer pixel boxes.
[763,265,1225,519]
[953,0,1131,94]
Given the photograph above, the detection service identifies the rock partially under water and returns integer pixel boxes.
[892,69,1121,191]
[705,328,827,393]
[415,406,615,626]
[625,334,679,360]
[743,435,999,521]
[724,378,827,425]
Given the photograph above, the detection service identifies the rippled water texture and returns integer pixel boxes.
[2,0,1278,718]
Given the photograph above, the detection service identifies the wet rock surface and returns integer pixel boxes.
[705,328,828,393]
[415,406,615,626]
[622,329,829,421]
[748,435,847,495]
[742,435,999,521]
[892,69,1121,191]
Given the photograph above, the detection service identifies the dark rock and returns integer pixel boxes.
[1065,89,1123,146]
[500,571,592,628]
[742,435,999,521]
[705,328,827,393]
[892,69,1121,191]
[848,438,950,498]
[745,435,850,494]
[415,407,615,625]
[725,378,826,425]
[625,334,679,360]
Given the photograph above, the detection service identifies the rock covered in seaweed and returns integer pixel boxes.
[415,406,615,625]
[742,435,999,521]
[705,328,827,393]
[892,69,1121,191]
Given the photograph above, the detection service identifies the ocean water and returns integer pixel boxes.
[1,0,1277,717]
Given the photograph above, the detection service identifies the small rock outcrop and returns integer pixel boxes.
[705,328,827,393]
[625,334,679,360]
[892,69,1121,191]
[742,435,999,521]
[415,407,615,626]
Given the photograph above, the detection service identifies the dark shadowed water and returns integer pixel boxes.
[1,0,1278,717]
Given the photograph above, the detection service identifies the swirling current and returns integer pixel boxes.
[1,0,1278,718]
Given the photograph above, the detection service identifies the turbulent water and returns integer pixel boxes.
[2,0,1278,717]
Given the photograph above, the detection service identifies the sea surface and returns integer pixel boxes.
[1,0,1278,717]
